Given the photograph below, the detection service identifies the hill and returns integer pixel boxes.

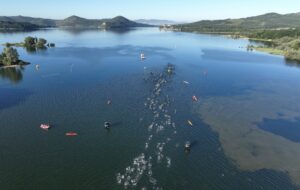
[0,16,56,27]
[0,15,150,30]
[0,21,40,31]
[174,12,300,33]
[57,16,149,28]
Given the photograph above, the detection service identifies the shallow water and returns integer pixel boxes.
[1,28,300,189]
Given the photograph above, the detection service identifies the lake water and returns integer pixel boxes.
[1,28,300,190]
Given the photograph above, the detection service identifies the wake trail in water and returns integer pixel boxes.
[116,64,177,189]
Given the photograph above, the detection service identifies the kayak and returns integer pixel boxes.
[40,124,50,130]
[65,132,78,136]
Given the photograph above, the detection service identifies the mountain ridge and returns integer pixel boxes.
[173,12,300,32]
[0,15,151,30]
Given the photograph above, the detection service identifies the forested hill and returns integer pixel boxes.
[174,12,300,32]
[57,16,149,28]
[0,15,150,30]
[0,16,56,27]
[0,21,40,31]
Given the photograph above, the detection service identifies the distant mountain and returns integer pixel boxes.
[135,19,181,26]
[56,15,98,28]
[174,12,300,32]
[57,16,149,28]
[0,15,150,30]
[0,21,40,31]
[0,16,56,27]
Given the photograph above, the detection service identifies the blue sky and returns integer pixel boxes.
[2,0,300,21]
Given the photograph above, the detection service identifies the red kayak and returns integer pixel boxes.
[65,132,78,136]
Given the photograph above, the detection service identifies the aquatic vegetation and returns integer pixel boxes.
[196,80,300,185]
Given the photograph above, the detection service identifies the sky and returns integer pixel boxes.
[1,0,300,22]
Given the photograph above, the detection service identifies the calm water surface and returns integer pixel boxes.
[1,28,300,190]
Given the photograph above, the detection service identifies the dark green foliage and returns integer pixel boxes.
[37,38,47,48]
[0,53,3,64]
[249,29,300,39]
[1,47,19,66]
[24,36,36,47]
[0,21,39,31]
[23,36,48,51]
[252,31,300,62]
[4,43,12,47]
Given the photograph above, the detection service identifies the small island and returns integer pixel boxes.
[0,47,28,67]
[4,36,55,51]
[0,36,55,67]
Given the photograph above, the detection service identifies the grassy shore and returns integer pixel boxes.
[0,60,30,68]
[254,47,286,55]
[1,42,24,47]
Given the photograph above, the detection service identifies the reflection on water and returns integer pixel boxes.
[0,66,23,83]
[24,45,48,54]
[285,59,300,68]
[61,28,139,35]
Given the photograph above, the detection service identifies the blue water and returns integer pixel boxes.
[258,117,300,142]
[0,28,300,190]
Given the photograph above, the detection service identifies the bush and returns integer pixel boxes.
[291,39,300,50]
[284,50,300,61]
[1,47,19,66]
[5,43,12,47]
[37,38,47,48]
[24,36,36,47]
[0,54,3,64]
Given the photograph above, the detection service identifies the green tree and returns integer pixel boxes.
[291,39,300,50]
[37,38,47,48]
[0,53,3,64]
[24,36,36,47]
[1,47,19,66]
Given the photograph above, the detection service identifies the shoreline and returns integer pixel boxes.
[254,47,285,56]
[175,29,299,62]
[0,61,30,69]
